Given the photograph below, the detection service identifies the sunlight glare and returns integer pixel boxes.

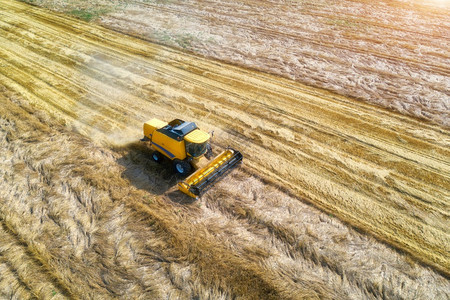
[424,0,450,7]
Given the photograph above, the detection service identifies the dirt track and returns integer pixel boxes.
[0,0,449,298]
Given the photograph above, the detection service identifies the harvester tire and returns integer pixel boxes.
[173,159,191,175]
[151,151,164,163]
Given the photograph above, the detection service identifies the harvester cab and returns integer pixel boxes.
[142,118,243,198]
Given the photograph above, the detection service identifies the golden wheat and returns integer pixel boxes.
[0,0,449,299]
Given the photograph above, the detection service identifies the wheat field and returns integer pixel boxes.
[0,0,449,299]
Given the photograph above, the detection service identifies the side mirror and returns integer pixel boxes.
[205,143,213,160]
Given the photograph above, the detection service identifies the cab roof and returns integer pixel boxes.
[185,129,210,143]
[157,119,209,143]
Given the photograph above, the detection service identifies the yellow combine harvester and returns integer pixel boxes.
[141,118,242,198]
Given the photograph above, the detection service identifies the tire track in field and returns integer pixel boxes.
[1,0,449,282]
[0,258,34,299]
[0,219,67,299]
[0,96,84,299]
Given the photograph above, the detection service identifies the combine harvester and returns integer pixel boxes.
[141,118,243,198]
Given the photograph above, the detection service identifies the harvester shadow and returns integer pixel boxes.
[116,141,196,204]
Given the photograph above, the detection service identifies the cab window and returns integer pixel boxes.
[186,141,207,157]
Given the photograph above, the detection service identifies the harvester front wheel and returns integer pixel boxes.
[173,159,191,175]
[151,151,164,163]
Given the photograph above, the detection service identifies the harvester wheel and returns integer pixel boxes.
[173,159,191,175]
[151,151,164,163]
